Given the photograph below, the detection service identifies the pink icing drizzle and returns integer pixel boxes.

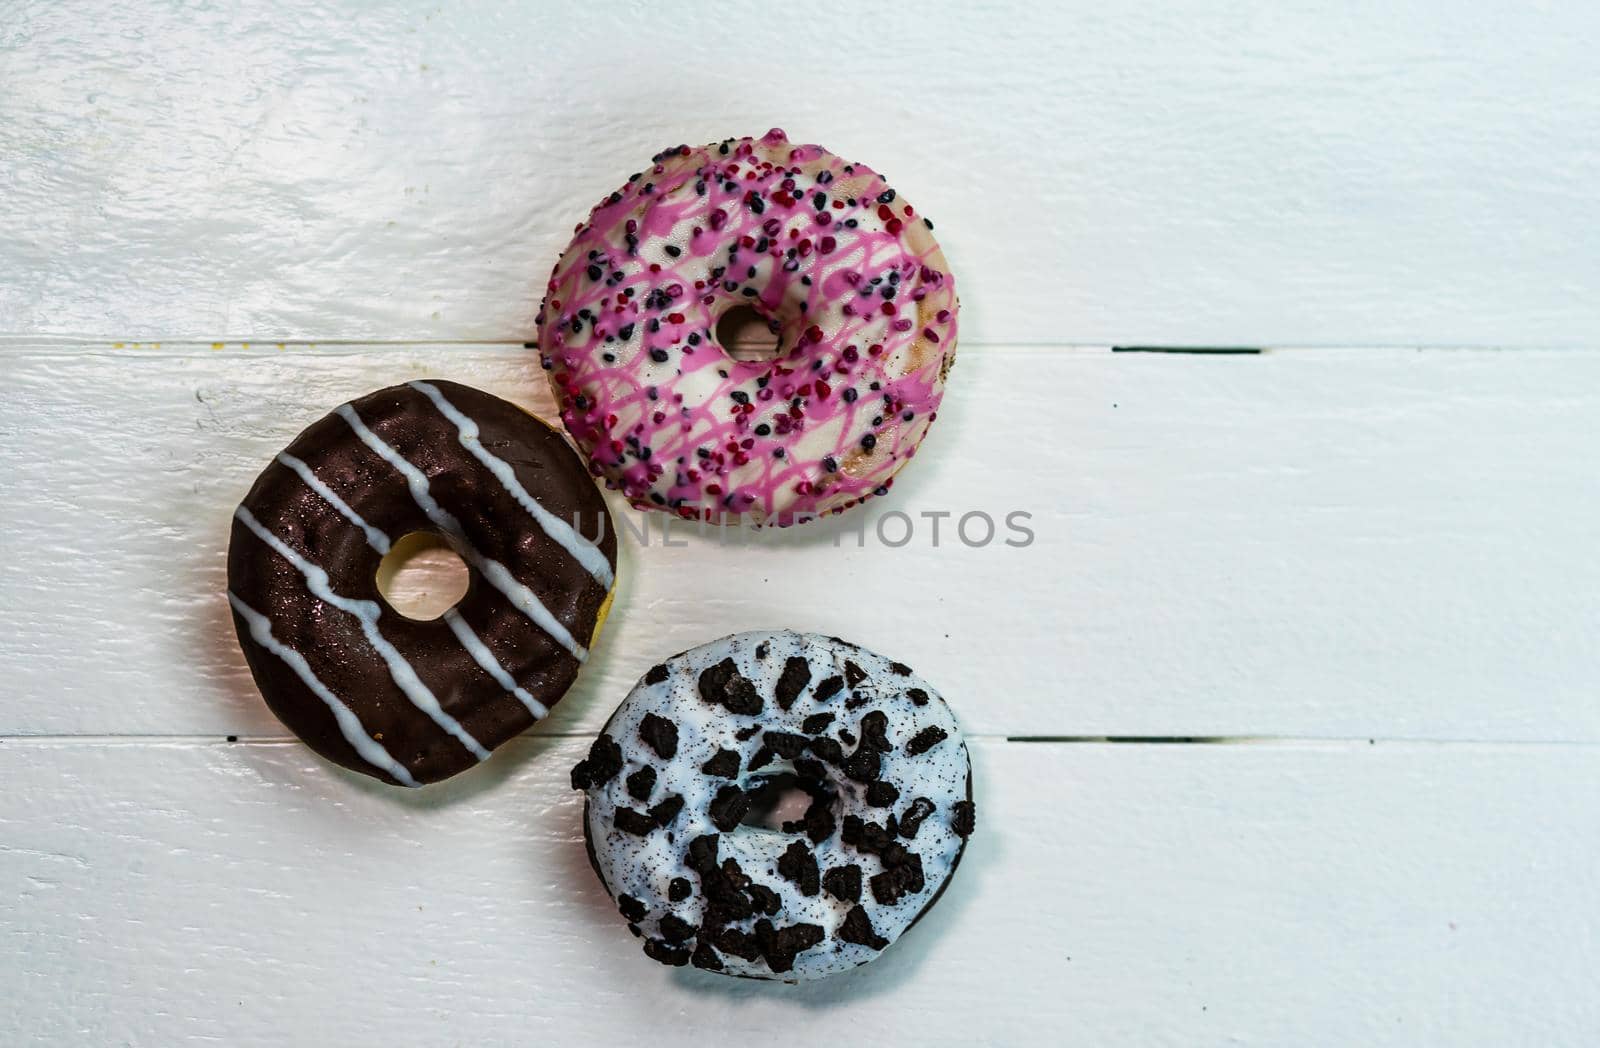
[535,129,958,526]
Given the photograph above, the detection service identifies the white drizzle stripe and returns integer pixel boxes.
[442,608,551,720]
[227,591,419,787]
[407,380,614,589]
[275,452,392,554]
[233,505,492,761]
[335,403,588,661]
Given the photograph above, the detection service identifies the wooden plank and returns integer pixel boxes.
[1,737,1594,1045]
[3,3,1598,346]
[3,342,1597,741]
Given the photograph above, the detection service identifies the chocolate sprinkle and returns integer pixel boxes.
[774,656,811,709]
[638,712,679,759]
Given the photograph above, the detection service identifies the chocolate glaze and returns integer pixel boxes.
[227,380,616,785]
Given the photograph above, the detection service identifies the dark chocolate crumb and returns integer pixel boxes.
[754,641,770,659]
[746,746,776,772]
[755,919,825,973]
[906,687,930,706]
[708,784,751,831]
[870,849,925,905]
[823,863,863,903]
[701,749,741,778]
[844,661,868,688]
[570,733,623,790]
[690,941,724,970]
[859,710,892,752]
[842,745,881,783]
[776,840,821,896]
[866,780,901,808]
[625,765,657,801]
[952,800,977,838]
[774,656,811,709]
[638,713,679,759]
[890,662,912,676]
[649,794,685,826]
[898,797,936,838]
[668,877,692,902]
[642,938,691,967]
[800,797,836,843]
[618,894,647,922]
[801,712,835,734]
[734,724,761,741]
[686,834,720,874]
[746,882,781,916]
[712,927,761,962]
[808,736,843,764]
[813,676,845,702]
[905,725,949,757]
[763,731,810,759]
[614,807,658,836]
[838,905,889,950]
[658,913,696,943]
[841,815,897,855]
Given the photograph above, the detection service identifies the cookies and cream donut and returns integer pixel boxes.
[227,380,617,786]
[536,129,958,526]
[571,631,975,980]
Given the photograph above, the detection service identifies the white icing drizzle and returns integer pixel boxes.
[335,403,588,661]
[442,607,550,720]
[233,504,491,762]
[408,380,614,590]
[275,451,392,554]
[227,591,419,787]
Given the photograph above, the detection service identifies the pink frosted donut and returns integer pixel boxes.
[535,129,958,526]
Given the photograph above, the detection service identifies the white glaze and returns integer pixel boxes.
[581,630,972,981]
[275,451,392,555]
[442,607,551,720]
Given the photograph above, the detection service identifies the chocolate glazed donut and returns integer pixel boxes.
[227,380,617,786]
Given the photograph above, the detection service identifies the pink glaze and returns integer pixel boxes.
[535,129,958,526]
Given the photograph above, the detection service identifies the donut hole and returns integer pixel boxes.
[375,531,470,621]
[740,768,829,833]
[715,304,783,361]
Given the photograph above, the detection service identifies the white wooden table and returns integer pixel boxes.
[3,3,1598,1044]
